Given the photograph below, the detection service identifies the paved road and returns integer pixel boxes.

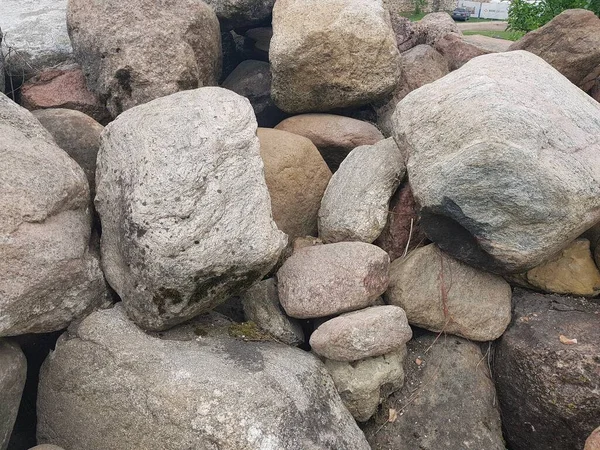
[457,21,508,31]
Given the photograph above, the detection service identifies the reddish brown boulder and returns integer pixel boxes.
[21,67,109,124]
[434,33,489,70]
[375,183,426,261]
[586,427,600,450]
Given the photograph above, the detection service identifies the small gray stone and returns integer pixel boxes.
[324,347,407,422]
[385,244,512,341]
[278,242,390,319]
[310,306,412,361]
[318,138,405,243]
[0,339,26,450]
[96,87,287,331]
[241,278,304,346]
[203,0,275,30]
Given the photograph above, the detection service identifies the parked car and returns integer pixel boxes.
[452,7,471,20]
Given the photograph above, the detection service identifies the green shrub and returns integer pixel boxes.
[508,0,599,33]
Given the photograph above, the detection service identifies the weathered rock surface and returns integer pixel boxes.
[37,305,371,450]
[257,128,331,239]
[203,0,275,30]
[434,32,489,70]
[376,44,449,136]
[394,51,600,274]
[382,3,418,52]
[310,306,412,361]
[385,244,512,341]
[463,34,511,53]
[0,93,107,336]
[275,114,384,171]
[67,0,221,118]
[375,183,427,261]
[29,446,65,450]
[222,61,285,128]
[494,288,600,450]
[414,12,461,46]
[507,239,600,297]
[364,332,504,449]
[0,340,26,450]
[509,9,600,90]
[278,242,390,318]
[318,138,404,243]
[32,109,104,201]
[0,29,5,93]
[21,67,109,124]
[324,347,407,422]
[0,0,73,78]
[270,0,401,113]
[95,88,287,331]
[240,278,304,346]
[586,427,600,450]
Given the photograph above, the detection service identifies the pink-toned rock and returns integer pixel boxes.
[20,67,109,124]
[586,426,600,450]
[434,33,489,70]
[375,183,427,261]
[310,305,412,361]
[278,242,390,319]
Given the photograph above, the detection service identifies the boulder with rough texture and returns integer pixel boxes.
[324,347,406,422]
[382,3,418,52]
[385,244,512,341]
[434,32,489,70]
[29,446,65,450]
[0,340,26,450]
[364,332,504,450]
[507,239,600,297]
[376,44,449,136]
[32,109,104,201]
[375,183,427,261]
[21,67,110,124]
[0,93,107,336]
[310,306,412,361]
[37,305,371,450]
[275,114,384,171]
[0,0,73,78]
[318,138,404,243]
[394,51,600,274]
[463,34,511,53]
[96,88,287,331]
[509,9,600,91]
[414,12,461,46]
[240,278,304,346]
[222,61,285,128]
[257,128,331,239]
[203,0,275,30]
[270,0,401,113]
[586,427,600,450]
[494,288,600,450]
[278,242,390,318]
[67,0,221,118]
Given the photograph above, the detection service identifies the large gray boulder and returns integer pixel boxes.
[0,93,107,336]
[393,51,600,274]
[37,305,371,450]
[67,0,221,118]
[270,0,400,113]
[0,340,26,450]
[0,0,73,79]
[494,288,600,450]
[204,0,275,30]
[364,332,505,450]
[414,12,461,46]
[95,87,287,331]
[318,138,405,244]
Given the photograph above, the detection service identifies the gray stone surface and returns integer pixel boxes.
[0,28,4,93]
[95,87,287,331]
[241,278,304,346]
[434,32,489,70]
[318,138,404,243]
[37,305,371,450]
[0,0,73,78]
[270,0,401,113]
[204,0,276,30]
[68,0,221,118]
[0,93,107,336]
[324,347,407,422]
[393,51,600,274]
[385,244,512,341]
[364,332,504,450]
[0,340,26,450]
[310,306,412,361]
[414,12,461,45]
[494,289,600,450]
[29,446,65,450]
[32,109,103,201]
[278,242,390,319]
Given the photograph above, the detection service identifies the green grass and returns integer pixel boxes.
[399,12,504,22]
[463,30,526,41]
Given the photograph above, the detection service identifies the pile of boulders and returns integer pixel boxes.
[1,1,600,449]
